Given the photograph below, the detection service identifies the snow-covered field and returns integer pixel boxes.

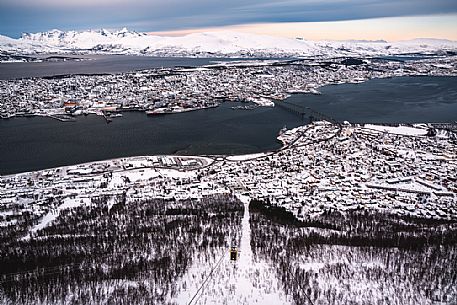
[363,124,429,136]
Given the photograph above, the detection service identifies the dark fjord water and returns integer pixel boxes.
[0,54,433,80]
[1,75,456,174]
[0,55,240,79]
[288,76,457,124]
[0,103,302,174]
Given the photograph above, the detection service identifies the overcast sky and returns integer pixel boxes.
[0,0,456,39]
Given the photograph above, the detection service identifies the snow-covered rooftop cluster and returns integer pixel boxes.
[2,53,456,119]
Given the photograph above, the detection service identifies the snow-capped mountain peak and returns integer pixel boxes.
[98,28,111,37]
[2,28,457,58]
[19,28,146,47]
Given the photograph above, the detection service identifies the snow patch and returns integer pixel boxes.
[364,124,428,136]
[22,196,91,240]
[158,168,197,179]
[226,153,269,161]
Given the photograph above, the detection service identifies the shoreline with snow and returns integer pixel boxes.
[0,121,445,178]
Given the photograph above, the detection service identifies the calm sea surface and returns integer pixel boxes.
[0,55,243,79]
[287,76,457,124]
[0,103,301,174]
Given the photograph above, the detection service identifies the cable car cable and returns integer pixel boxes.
[186,249,226,305]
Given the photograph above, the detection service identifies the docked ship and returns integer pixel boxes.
[146,108,175,115]
[146,103,219,116]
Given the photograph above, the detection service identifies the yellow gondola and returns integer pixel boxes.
[229,246,238,261]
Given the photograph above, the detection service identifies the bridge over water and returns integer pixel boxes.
[273,100,340,125]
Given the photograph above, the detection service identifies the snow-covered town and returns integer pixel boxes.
[2,4,457,303]
[1,121,456,234]
[1,55,456,119]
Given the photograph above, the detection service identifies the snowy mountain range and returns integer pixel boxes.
[1,28,457,58]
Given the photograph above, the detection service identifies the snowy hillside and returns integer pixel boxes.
[0,34,58,54]
[15,29,320,56]
[1,28,457,58]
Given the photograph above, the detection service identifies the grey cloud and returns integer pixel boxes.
[1,0,456,37]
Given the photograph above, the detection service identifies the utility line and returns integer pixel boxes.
[186,249,226,305]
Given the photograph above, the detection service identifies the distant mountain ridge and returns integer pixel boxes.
[21,27,147,44]
[2,28,457,58]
